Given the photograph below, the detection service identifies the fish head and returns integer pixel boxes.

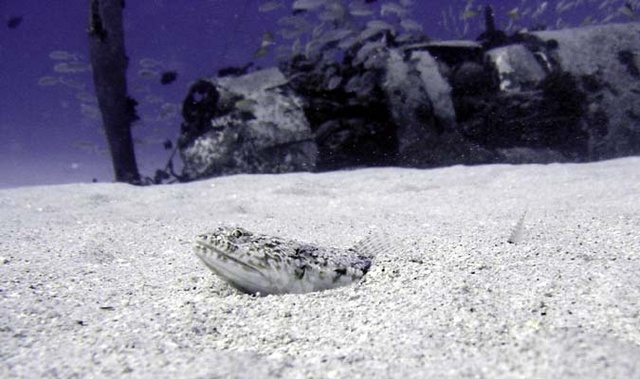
[193,226,275,295]
[194,226,296,295]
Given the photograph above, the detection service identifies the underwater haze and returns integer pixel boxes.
[1,0,637,188]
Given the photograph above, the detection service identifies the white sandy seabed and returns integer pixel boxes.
[1,157,639,378]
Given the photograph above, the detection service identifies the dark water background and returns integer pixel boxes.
[0,0,634,188]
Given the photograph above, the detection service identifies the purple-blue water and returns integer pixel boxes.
[0,0,635,188]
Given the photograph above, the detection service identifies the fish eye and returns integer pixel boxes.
[232,229,244,238]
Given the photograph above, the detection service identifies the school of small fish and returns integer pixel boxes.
[36,0,639,158]
[440,0,638,38]
[38,48,182,155]
[256,0,639,62]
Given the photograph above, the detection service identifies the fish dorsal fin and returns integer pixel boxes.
[351,232,399,259]
[507,210,527,244]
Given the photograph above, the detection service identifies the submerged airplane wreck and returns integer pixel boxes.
[178,13,640,180]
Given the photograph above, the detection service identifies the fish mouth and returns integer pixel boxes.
[194,239,265,276]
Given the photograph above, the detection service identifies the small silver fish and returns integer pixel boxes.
[37,76,60,86]
[381,2,408,18]
[194,226,387,295]
[254,31,276,58]
[258,0,284,13]
[48,50,80,61]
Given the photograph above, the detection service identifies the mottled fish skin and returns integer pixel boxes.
[193,226,380,295]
